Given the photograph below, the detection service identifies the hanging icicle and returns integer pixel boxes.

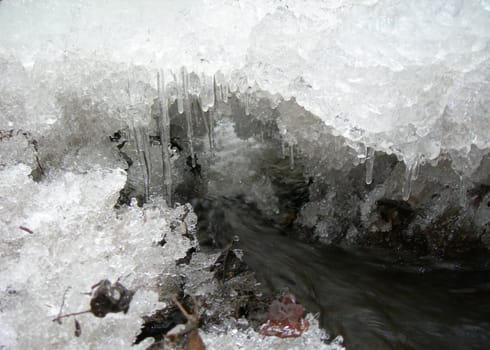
[402,161,414,201]
[222,83,229,103]
[188,72,201,96]
[244,90,250,116]
[133,125,151,202]
[412,157,421,180]
[281,140,287,159]
[229,69,239,93]
[177,69,184,114]
[356,143,366,163]
[289,144,295,170]
[213,72,222,104]
[182,67,195,168]
[199,102,212,152]
[208,109,215,152]
[212,74,219,108]
[459,175,467,208]
[157,70,173,206]
[200,73,214,112]
[365,146,375,185]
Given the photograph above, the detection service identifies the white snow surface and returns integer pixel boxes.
[0,165,343,349]
[1,0,489,172]
[0,165,171,349]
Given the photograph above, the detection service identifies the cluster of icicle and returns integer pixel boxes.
[129,67,256,206]
[360,145,422,201]
[131,66,433,204]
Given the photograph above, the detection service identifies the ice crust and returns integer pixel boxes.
[0,164,188,349]
[201,316,345,350]
[1,0,489,172]
[0,164,343,349]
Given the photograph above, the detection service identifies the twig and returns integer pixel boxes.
[74,319,82,337]
[52,310,91,323]
[54,287,71,324]
[19,226,34,234]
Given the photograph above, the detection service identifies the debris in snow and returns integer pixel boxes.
[210,237,248,282]
[74,319,81,337]
[19,226,34,234]
[259,294,310,338]
[164,296,206,350]
[52,279,135,322]
[89,279,135,317]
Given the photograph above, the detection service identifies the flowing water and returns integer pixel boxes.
[192,196,490,350]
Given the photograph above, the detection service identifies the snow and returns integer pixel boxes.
[0,164,184,349]
[201,316,345,350]
[0,164,343,349]
[0,0,489,172]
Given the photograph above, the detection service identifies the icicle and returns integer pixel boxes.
[199,103,211,151]
[213,74,223,104]
[238,74,248,94]
[244,91,250,116]
[157,70,163,99]
[216,84,223,103]
[126,78,132,105]
[157,70,173,205]
[177,69,184,114]
[412,157,421,180]
[357,143,366,163]
[402,162,414,201]
[459,175,467,208]
[212,74,219,106]
[133,125,151,202]
[365,147,375,185]
[222,84,228,103]
[188,72,201,96]
[212,75,218,106]
[208,108,215,152]
[177,94,184,114]
[229,70,239,92]
[165,80,179,106]
[144,130,152,200]
[289,144,295,170]
[182,67,195,167]
[200,73,214,112]
[213,72,220,103]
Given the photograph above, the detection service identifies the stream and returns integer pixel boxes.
[193,196,490,350]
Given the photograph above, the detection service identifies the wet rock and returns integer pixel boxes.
[210,239,248,281]
[177,247,197,266]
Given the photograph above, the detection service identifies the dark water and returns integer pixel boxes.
[194,197,490,350]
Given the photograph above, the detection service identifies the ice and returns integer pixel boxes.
[365,147,375,185]
[290,144,295,170]
[0,164,197,349]
[402,163,414,201]
[181,68,196,168]
[133,126,152,201]
[1,0,490,346]
[0,0,488,173]
[201,315,345,350]
[157,70,173,205]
